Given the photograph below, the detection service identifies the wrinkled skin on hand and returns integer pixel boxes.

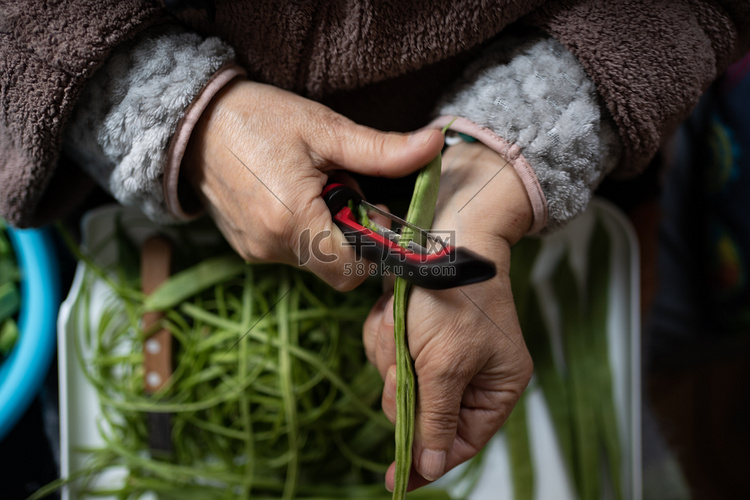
[183,79,445,291]
[363,141,535,491]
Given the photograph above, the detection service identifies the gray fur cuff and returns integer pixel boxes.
[63,25,235,224]
[437,35,622,233]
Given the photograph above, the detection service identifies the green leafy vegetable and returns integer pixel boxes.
[0,319,19,357]
[0,220,20,359]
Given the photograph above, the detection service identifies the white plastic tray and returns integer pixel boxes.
[58,199,640,499]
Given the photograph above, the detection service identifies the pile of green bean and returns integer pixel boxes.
[56,224,452,500]
[0,220,20,360]
[506,220,623,500]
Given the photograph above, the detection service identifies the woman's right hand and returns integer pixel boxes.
[183,79,444,291]
[363,141,535,490]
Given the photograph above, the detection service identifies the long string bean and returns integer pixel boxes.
[392,136,444,499]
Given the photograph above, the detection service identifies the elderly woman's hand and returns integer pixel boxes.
[183,79,445,291]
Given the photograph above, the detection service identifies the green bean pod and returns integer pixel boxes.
[586,221,622,500]
[392,141,444,499]
[553,253,599,500]
[505,393,534,500]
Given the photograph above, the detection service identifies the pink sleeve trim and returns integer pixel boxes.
[164,63,247,220]
[425,116,548,235]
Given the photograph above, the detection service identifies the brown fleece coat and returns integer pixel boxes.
[1,0,748,227]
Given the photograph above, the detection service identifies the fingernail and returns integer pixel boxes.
[419,449,446,482]
[408,130,435,147]
[383,295,394,327]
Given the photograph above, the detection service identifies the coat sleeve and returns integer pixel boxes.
[432,33,623,235]
[525,0,750,178]
[62,24,240,225]
[0,0,165,227]
[432,0,750,235]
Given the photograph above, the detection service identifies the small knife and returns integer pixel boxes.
[141,235,174,456]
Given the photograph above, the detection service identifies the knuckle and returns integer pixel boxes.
[418,406,459,438]
[228,227,278,263]
[377,327,396,358]
[363,338,376,369]
[428,355,476,384]
[284,205,318,261]
[381,392,397,424]
[312,110,350,153]
[369,133,389,162]
[328,272,363,292]
[514,349,534,386]
[522,356,534,384]
[247,239,279,263]
[325,110,353,133]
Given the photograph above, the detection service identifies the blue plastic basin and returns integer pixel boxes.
[0,226,60,442]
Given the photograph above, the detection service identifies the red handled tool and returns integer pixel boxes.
[323,183,496,289]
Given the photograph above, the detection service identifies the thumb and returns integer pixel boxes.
[311,120,445,177]
[411,370,464,482]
